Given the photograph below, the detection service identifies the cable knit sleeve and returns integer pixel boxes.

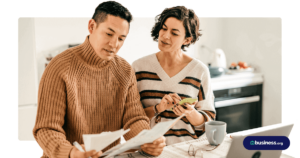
[122,70,151,140]
[33,56,73,158]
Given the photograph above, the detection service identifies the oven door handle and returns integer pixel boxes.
[215,95,260,108]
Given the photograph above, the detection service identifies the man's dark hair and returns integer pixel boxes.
[92,1,132,26]
[151,6,202,51]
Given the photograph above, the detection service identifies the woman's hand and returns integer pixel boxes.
[70,144,102,158]
[156,93,181,113]
[173,102,197,117]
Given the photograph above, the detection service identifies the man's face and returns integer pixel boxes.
[88,15,129,60]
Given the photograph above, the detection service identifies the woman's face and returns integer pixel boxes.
[158,17,190,53]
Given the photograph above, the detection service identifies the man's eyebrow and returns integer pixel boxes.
[108,27,127,38]
[163,24,180,32]
[108,27,115,33]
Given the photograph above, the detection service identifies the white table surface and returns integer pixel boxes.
[116,123,294,158]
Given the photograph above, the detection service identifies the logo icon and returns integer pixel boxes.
[244,136,290,150]
[252,151,261,158]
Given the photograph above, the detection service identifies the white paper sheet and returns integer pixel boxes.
[102,114,185,158]
[82,128,130,152]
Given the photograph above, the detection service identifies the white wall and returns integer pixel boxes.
[18,18,40,141]
[117,17,158,64]
[34,17,197,81]
[195,18,225,64]
[34,18,90,83]
[222,18,281,127]
[18,18,38,106]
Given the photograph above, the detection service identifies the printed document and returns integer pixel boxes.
[82,128,130,152]
[102,114,185,157]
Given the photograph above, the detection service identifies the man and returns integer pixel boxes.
[33,1,166,158]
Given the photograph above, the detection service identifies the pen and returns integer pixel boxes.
[73,141,92,158]
[73,141,85,152]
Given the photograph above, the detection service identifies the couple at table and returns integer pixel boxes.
[33,1,216,158]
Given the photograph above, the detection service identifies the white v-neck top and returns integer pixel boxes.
[132,53,216,145]
[149,53,198,88]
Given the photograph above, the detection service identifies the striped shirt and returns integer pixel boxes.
[132,53,216,145]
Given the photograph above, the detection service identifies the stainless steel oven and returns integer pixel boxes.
[214,84,263,133]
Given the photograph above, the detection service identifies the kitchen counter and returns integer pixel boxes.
[211,72,263,91]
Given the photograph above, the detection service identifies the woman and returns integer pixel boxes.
[132,6,216,145]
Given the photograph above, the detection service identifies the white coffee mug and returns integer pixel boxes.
[205,121,227,146]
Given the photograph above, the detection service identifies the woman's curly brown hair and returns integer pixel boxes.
[151,6,202,51]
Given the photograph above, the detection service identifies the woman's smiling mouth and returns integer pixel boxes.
[161,40,169,45]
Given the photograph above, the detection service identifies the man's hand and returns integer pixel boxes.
[141,136,166,156]
[70,144,102,158]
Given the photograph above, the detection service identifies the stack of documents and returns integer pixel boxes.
[80,114,184,157]
[101,115,185,157]
[82,128,130,152]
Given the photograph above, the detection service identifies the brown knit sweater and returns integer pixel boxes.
[33,36,150,158]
